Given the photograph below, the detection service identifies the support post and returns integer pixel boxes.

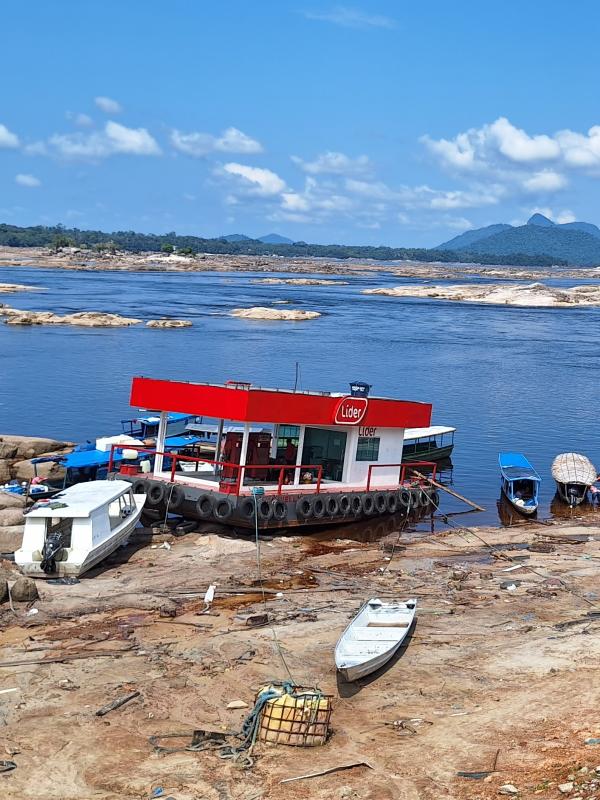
[294,425,305,486]
[238,422,250,489]
[215,418,224,474]
[154,411,168,475]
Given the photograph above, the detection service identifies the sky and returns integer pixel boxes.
[2,0,600,247]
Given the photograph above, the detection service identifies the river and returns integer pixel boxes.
[1,264,598,527]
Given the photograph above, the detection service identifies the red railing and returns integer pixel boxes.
[366,460,437,492]
[108,444,323,496]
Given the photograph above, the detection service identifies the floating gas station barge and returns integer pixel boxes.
[111,376,442,530]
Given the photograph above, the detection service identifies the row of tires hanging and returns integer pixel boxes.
[133,478,439,525]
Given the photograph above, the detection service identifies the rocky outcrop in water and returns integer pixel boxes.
[146,318,193,328]
[364,282,600,308]
[231,306,321,320]
[0,283,41,293]
[253,278,348,286]
[2,308,142,326]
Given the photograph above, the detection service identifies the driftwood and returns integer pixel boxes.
[280,761,374,784]
[412,471,485,512]
[0,647,134,668]
[95,690,140,716]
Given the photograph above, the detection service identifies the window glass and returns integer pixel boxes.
[356,437,380,462]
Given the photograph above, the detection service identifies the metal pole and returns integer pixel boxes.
[154,411,168,475]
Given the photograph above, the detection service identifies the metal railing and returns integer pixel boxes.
[108,443,323,496]
[366,460,437,492]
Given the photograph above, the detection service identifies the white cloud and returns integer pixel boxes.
[489,117,560,163]
[555,126,600,167]
[522,170,567,193]
[15,173,41,188]
[422,117,561,171]
[222,163,286,196]
[49,121,161,158]
[0,123,20,148]
[171,127,263,157]
[104,121,161,155]
[67,112,93,127]
[94,96,122,114]
[292,151,371,175]
[304,6,396,29]
[422,116,600,176]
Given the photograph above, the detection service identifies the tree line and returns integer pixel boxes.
[0,222,567,267]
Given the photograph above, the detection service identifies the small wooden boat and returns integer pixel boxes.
[498,452,541,516]
[552,453,597,507]
[15,480,146,578]
[335,598,416,682]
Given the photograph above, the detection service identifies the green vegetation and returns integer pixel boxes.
[438,214,600,267]
[0,222,567,267]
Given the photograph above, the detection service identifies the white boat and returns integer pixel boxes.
[335,598,417,682]
[15,480,146,578]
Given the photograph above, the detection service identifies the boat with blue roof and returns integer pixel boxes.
[499,452,541,516]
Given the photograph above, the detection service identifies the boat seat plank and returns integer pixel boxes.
[350,627,409,641]
[367,621,410,628]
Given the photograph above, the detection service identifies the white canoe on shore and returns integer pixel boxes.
[335,598,417,682]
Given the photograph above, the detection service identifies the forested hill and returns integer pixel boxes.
[0,222,566,267]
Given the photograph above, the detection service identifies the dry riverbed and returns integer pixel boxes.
[1,509,600,799]
[3,245,600,281]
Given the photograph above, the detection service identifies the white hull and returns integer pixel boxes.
[335,598,416,682]
[16,483,145,578]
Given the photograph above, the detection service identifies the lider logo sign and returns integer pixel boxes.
[334,396,368,425]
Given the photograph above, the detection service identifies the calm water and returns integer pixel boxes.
[1,265,599,526]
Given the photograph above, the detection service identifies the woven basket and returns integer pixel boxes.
[256,684,332,747]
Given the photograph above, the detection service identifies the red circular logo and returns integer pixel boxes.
[334,396,368,425]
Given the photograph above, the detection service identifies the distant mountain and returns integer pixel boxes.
[434,223,512,251]
[258,233,293,244]
[527,212,555,227]
[437,213,600,266]
[221,233,252,242]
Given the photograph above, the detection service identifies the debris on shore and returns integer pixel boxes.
[1,506,600,799]
[231,306,321,320]
[364,282,600,307]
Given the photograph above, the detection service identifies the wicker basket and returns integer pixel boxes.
[256,684,332,747]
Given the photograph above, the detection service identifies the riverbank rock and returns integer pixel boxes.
[0,508,24,528]
[0,577,7,603]
[0,492,25,510]
[10,577,39,602]
[0,435,70,459]
[231,306,321,321]
[363,282,600,308]
[0,526,24,552]
[146,318,193,328]
[2,308,142,326]
[0,435,72,488]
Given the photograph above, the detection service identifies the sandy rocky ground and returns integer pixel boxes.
[1,489,600,800]
[2,244,600,282]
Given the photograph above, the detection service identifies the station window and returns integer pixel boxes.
[356,437,380,462]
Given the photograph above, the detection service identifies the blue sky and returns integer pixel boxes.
[2,0,600,247]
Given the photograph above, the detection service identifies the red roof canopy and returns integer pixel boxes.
[130,376,432,429]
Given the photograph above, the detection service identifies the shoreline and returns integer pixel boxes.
[2,244,600,281]
[1,509,599,799]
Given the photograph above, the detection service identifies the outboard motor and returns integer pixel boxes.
[40,530,66,574]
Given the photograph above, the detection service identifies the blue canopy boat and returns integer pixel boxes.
[498,452,541,516]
